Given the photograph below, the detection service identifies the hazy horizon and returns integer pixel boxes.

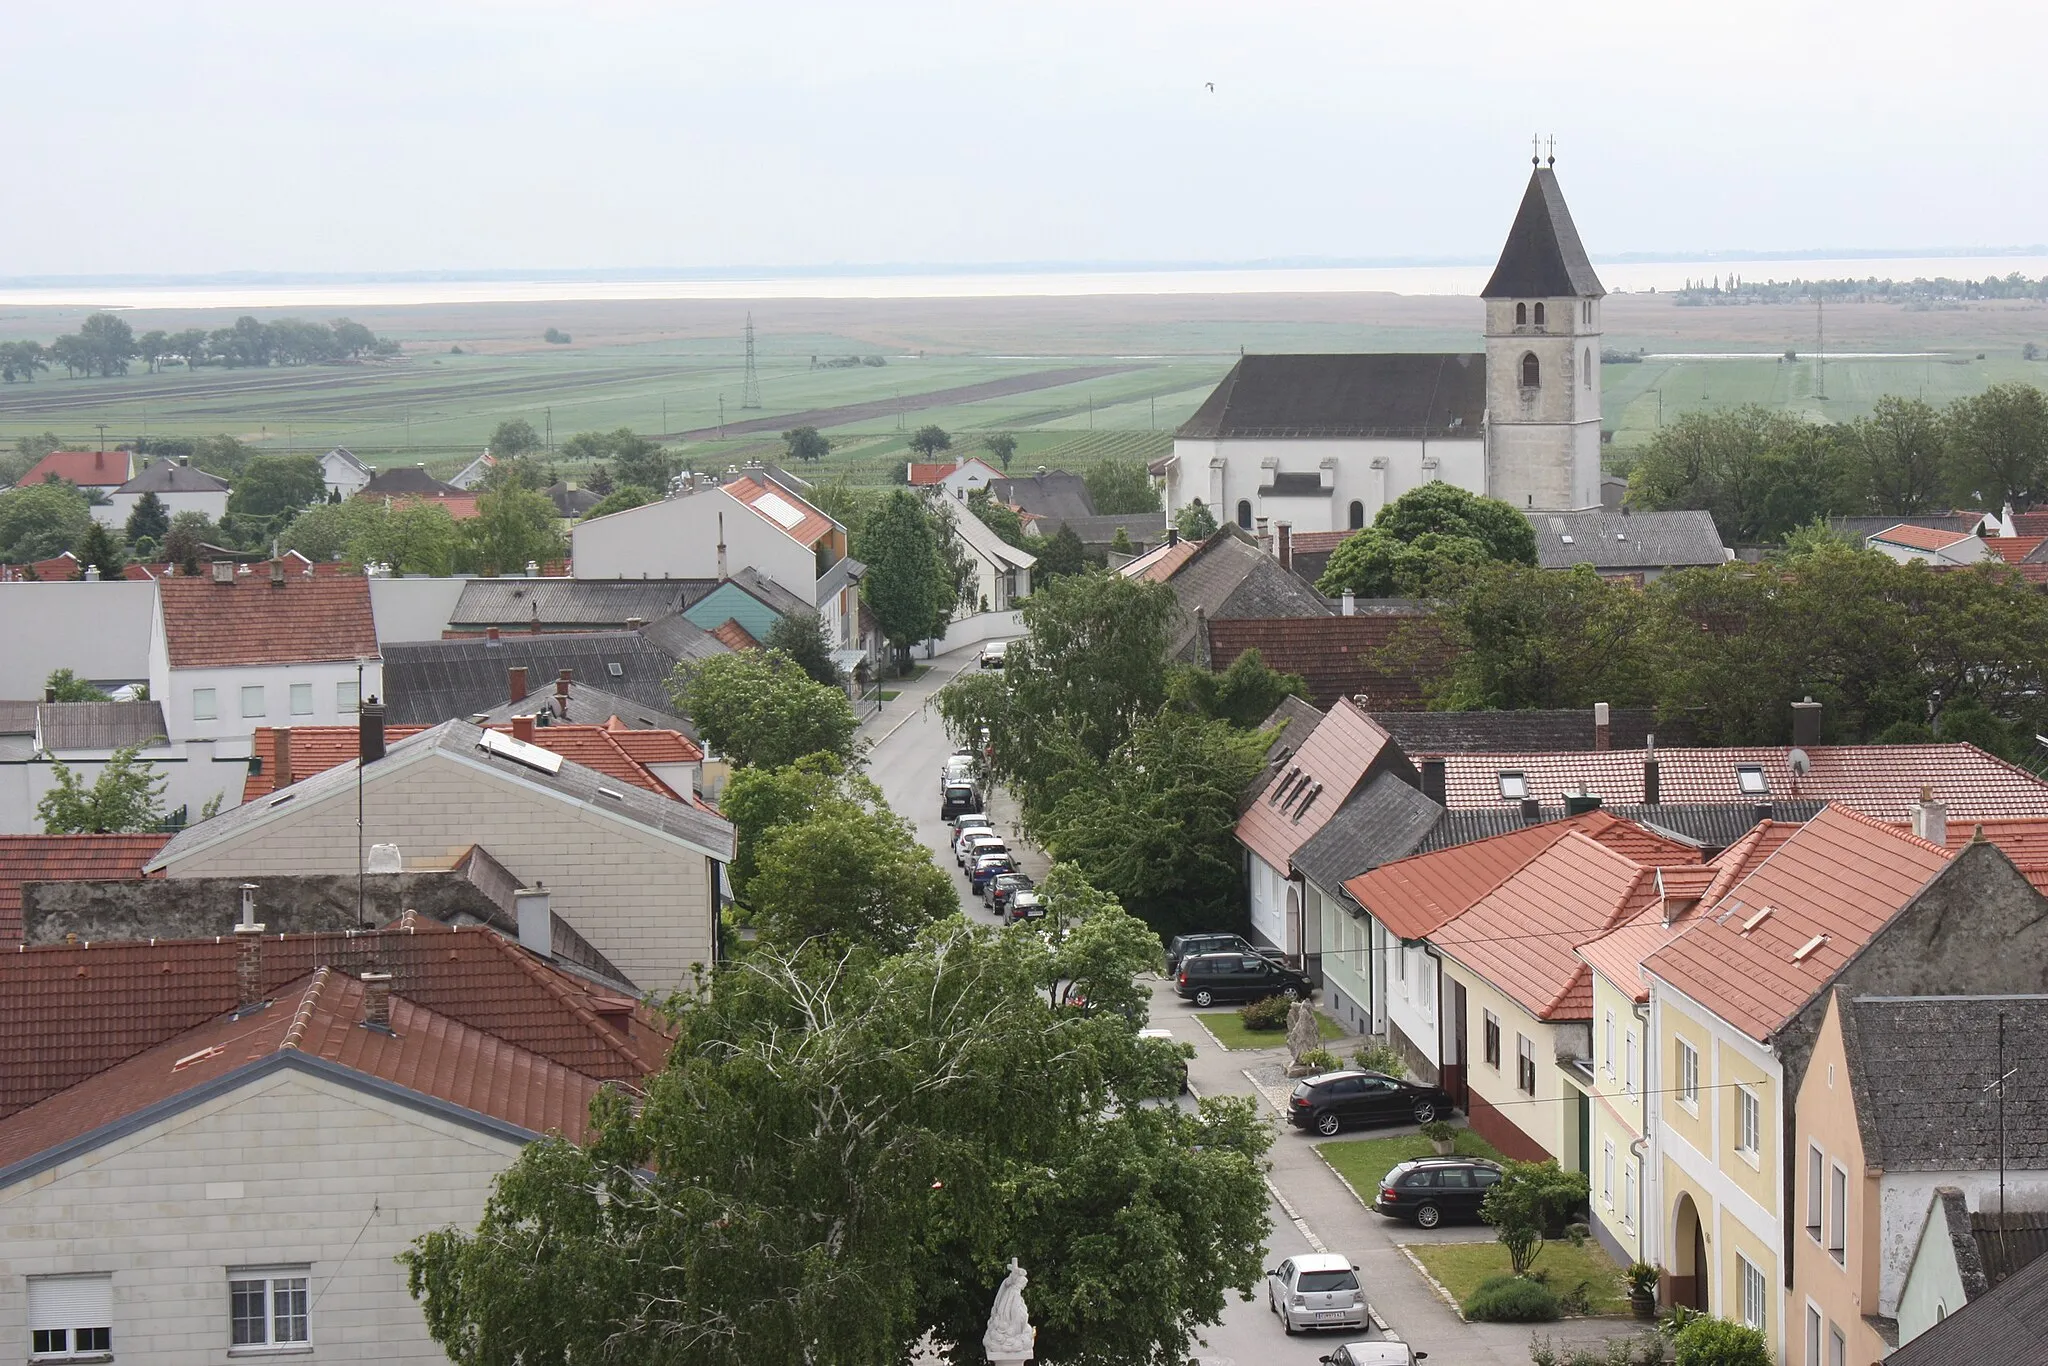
[10,0,2044,278]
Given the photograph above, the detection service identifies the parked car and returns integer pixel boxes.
[956,830,1006,866]
[1320,1339,1428,1365]
[1003,890,1044,922]
[1371,1156,1503,1229]
[979,639,1010,669]
[1266,1254,1369,1336]
[1165,931,1284,976]
[985,871,1034,911]
[940,754,976,793]
[941,782,981,820]
[1286,1070,1453,1137]
[1174,952,1309,1008]
[949,810,993,836]
[969,851,1014,892]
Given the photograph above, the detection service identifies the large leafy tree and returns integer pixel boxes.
[1627,405,1857,543]
[486,419,542,460]
[38,744,168,833]
[227,455,325,524]
[0,480,93,562]
[671,649,858,770]
[1419,562,1655,711]
[1318,484,1535,597]
[580,485,655,521]
[77,521,127,579]
[966,489,1029,548]
[985,432,1018,471]
[164,510,223,572]
[463,487,567,576]
[746,772,957,954]
[1846,396,1948,514]
[405,897,1269,1366]
[1945,382,2048,509]
[763,609,844,688]
[781,425,830,463]
[355,501,464,576]
[1174,500,1219,541]
[1032,523,1089,579]
[1083,457,1160,515]
[1167,647,1308,729]
[278,499,384,564]
[861,490,950,673]
[907,424,952,461]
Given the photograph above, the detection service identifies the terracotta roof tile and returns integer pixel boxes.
[0,835,170,942]
[355,489,479,520]
[724,475,834,548]
[159,569,378,668]
[710,618,760,651]
[16,450,132,487]
[1205,614,1444,710]
[1289,530,1353,554]
[2013,510,2048,538]
[1574,826,1793,1002]
[1238,699,1400,873]
[1925,816,2048,894]
[1439,743,2048,819]
[907,462,958,485]
[1871,522,1977,552]
[1120,538,1201,583]
[1986,536,2047,564]
[242,722,697,802]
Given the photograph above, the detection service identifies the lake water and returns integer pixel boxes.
[1,256,2043,311]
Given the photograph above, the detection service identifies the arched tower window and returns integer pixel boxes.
[1584,348,1593,388]
[1533,302,1546,327]
[1521,353,1540,388]
[1348,500,1365,530]
[1515,302,1527,325]
[1235,499,1252,530]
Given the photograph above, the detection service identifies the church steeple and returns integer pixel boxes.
[1482,165,1605,301]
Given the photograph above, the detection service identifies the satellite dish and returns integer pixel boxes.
[1787,748,1812,776]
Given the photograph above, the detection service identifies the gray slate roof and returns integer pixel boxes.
[1887,1241,2048,1366]
[362,465,462,495]
[470,680,699,739]
[1177,354,1487,440]
[990,471,1094,523]
[1481,167,1606,299]
[37,701,170,752]
[1414,800,1823,856]
[382,633,692,725]
[119,460,229,494]
[638,613,728,666]
[1293,772,1446,894]
[1527,510,1728,572]
[450,578,716,629]
[1165,532,1332,662]
[1842,994,2048,1172]
[1375,708,1691,754]
[1041,512,1170,549]
[546,483,603,518]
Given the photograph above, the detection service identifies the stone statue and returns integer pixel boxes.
[1285,1000,1321,1075]
[983,1257,1037,1361]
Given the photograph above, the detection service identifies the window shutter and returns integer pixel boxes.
[28,1273,112,1329]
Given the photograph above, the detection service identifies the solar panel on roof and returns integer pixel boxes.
[476,728,565,775]
[752,491,806,529]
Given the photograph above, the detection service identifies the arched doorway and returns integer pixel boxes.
[1670,1193,1709,1311]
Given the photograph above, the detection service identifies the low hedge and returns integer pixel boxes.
[1238,995,1291,1030]
[1462,1273,1561,1323]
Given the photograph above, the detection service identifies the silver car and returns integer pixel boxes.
[1319,1340,1427,1365]
[1267,1253,1369,1335]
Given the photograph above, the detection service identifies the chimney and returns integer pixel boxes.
[359,697,386,765]
[486,625,500,645]
[1519,797,1543,823]
[1341,590,1355,616]
[526,560,540,577]
[508,666,529,703]
[211,559,235,584]
[1593,701,1611,752]
[1912,785,1948,846]
[234,884,265,1006]
[555,669,572,705]
[360,971,393,1030]
[1166,526,1179,547]
[84,564,100,582]
[511,714,536,744]
[274,730,292,790]
[625,616,646,630]
[515,885,552,956]
[1791,696,1822,748]
[42,686,55,703]
[1421,757,1446,805]
[1276,522,1293,573]
[530,604,542,635]
[1752,802,1774,825]
[1643,735,1660,806]
[1564,785,1603,816]
[95,449,104,471]
[717,511,728,579]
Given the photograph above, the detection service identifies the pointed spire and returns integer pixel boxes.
[1481,162,1605,300]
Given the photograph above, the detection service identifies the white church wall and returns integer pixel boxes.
[1170,436,1487,533]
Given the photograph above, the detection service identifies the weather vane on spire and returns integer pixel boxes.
[1547,135,1557,167]
[1531,133,1541,166]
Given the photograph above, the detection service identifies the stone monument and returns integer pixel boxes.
[1284,1000,1322,1076]
[983,1257,1036,1364]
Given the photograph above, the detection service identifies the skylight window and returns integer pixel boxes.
[1559,534,1575,545]
[752,491,807,530]
[1736,766,1768,796]
[1499,772,1528,800]
[607,661,624,678]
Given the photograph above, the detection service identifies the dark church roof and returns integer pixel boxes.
[1481,167,1606,300]
[1176,354,1487,441]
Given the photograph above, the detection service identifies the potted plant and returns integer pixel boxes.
[1624,1261,1660,1320]
[1421,1119,1457,1155]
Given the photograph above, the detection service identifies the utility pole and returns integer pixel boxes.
[1816,297,1827,401]
[718,394,725,440]
[661,399,667,436]
[95,423,107,453]
[740,314,762,410]
[545,406,553,452]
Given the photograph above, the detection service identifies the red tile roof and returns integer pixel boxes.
[242,722,699,802]
[1642,804,1953,1041]
[2013,511,2048,538]
[16,450,132,488]
[1120,538,1201,583]
[710,618,760,651]
[1985,536,2047,564]
[908,462,958,485]
[0,553,83,581]
[1238,699,1398,872]
[158,568,378,668]
[1205,614,1444,710]
[1925,816,2048,894]
[724,475,835,547]
[0,968,613,1171]
[0,835,171,943]
[1289,530,1354,554]
[1438,744,2048,819]
[354,489,480,520]
[0,918,671,1121]
[1870,522,1977,552]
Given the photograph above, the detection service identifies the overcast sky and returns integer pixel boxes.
[8,0,2042,277]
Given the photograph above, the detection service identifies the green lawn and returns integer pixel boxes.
[1317,1130,1505,1201]
[1408,1239,1629,1318]
[1193,1009,1344,1051]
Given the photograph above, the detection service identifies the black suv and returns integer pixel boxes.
[1166,932,1284,976]
[1285,1070,1453,1137]
[1175,952,1309,1007]
[1372,1156,1504,1228]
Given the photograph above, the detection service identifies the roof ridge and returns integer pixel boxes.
[279,967,332,1051]
[477,929,649,1076]
[1824,799,1953,856]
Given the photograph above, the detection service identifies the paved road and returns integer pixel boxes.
[859,645,1634,1366]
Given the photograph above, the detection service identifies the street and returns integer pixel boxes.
[859,645,1630,1366]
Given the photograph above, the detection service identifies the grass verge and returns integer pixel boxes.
[1317,1130,1505,1204]
[1193,1009,1344,1051]
[1407,1239,1629,1318]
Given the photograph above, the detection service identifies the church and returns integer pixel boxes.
[1158,159,1607,531]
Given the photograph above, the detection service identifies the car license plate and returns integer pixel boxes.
[1320,1310,1343,1319]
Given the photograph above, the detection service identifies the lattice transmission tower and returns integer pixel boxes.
[740,313,762,410]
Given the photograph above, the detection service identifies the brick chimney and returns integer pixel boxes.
[486,625,500,644]
[1420,757,1446,805]
[1593,701,1612,752]
[359,697,386,765]
[1791,696,1822,748]
[508,666,529,703]
[274,730,292,790]
[361,971,393,1030]
[1276,522,1293,573]
[511,714,536,743]
[234,883,266,1006]
[1643,735,1660,806]
[555,669,572,711]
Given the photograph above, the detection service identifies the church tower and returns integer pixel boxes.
[1481,155,1605,511]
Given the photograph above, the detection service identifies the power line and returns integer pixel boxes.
[739,314,762,411]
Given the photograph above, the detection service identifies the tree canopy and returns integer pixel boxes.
[908,424,952,461]
[985,432,1018,471]
[762,609,845,688]
[0,480,92,563]
[38,745,168,834]
[861,491,951,672]
[1084,458,1160,515]
[782,426,830,463]
[44,668,110,702]
[463,487,566,576]
[966,488,1029,548]
[226,455,326,526]
[1318,484,1536,597]
[1167,647,1309,729]
[486,419,542,459]
[124,490,170,546]
[671,649,859,770]
[1174,500,1218,540]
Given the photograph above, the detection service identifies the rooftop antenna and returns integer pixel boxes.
[740,314,762,410]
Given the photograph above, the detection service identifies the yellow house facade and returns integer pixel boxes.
[1583,965,1648,1265]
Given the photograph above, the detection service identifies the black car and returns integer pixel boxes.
[1174,952,1309,1008]
[1285,1070,1453,1137]
[941,782,981,820]
[985,871,1034,912]
[1372,1156,1504,1229]
[1166,932,1285,976]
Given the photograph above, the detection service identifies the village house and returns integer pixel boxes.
[10,448,133,497]
[948,499,1036,614]
[1865,523,1991,566]
[0,698,246,835]
[93,458,231,531]
[318,446,373,499]
[907,456,1002,499]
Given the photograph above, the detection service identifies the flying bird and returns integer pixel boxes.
[1205,82,1215,92]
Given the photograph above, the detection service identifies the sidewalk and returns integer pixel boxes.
[857,643,983,744]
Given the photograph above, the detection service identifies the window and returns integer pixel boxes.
[192,687,218,721]
[337,679,359,714]
[241,685,266,719]
[230,1268,310,1348]
[1736,765,1768,796]
[1828,1325,1846,1366]
[1622,1162,1636,1230]
[1516,1033,1537,1095]
[1806,1145,1825,1238]
[1498,771,1527,800]
[1394,944,1407,983]
[1806,1303,1823,1366]
[1533,302,1546,326]
[1736,1085,1761,1159]
[1515,302,1528,324]
[1521,352,1541,388]
[1584,347,1593,388]
[1604,1012,1615,1075]
[1235,499,1252,530]
[1602,1140,1615,1204]
[1583,300,1594,325]
[1348,500,1366,530]
[1828,1164,1848,1262]
[29,1274,111,1359]
[1738,1254,1767,1332]
[1677,1038,1700,1109]
[1483,1010,1501,1068]
[1624,1030,1636,1094]
[289,683,313,716]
